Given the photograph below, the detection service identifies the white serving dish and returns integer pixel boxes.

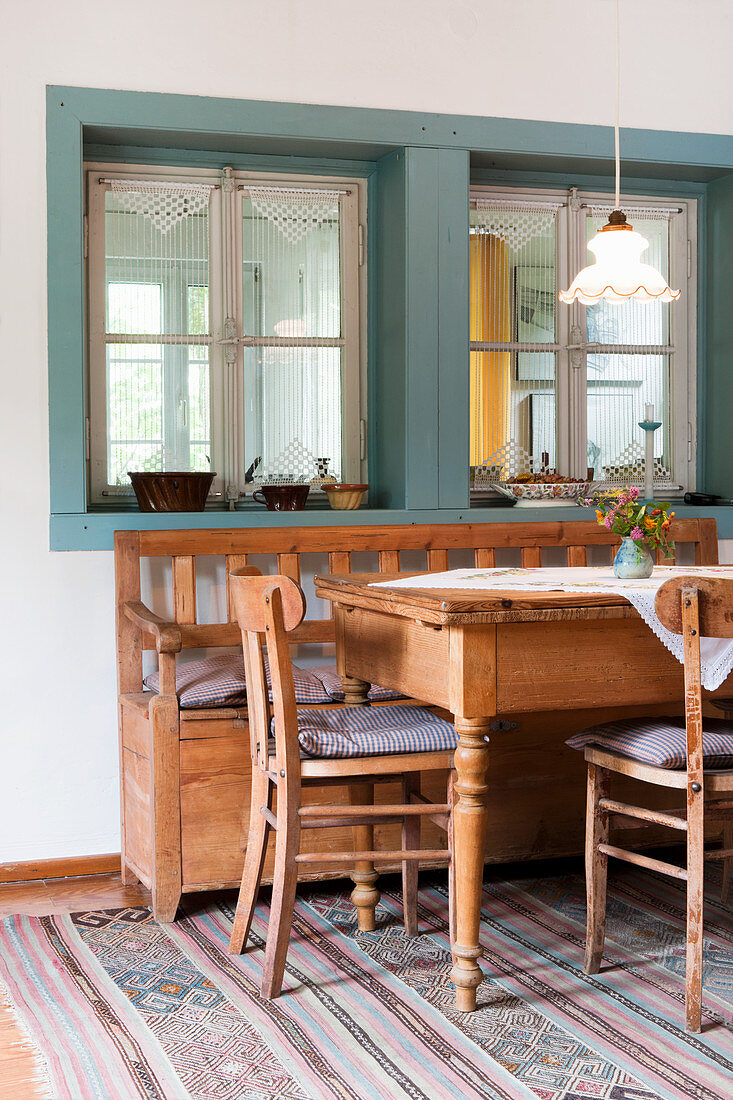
[494,481,591,502]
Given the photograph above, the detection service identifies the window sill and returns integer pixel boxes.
[50,503,733,551]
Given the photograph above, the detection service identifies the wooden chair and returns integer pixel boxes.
[226,571,456,999]
[571,575,733,1032]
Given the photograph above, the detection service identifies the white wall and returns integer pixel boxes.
[2,0,733,862]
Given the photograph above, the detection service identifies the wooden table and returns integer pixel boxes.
[315,571,733,1012]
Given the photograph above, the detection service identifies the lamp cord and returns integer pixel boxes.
[615,0,620,210]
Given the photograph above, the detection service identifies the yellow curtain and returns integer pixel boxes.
[469,234,511,467]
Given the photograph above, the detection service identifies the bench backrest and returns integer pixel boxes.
[114,518,719,693]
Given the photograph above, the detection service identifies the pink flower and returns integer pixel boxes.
[628,486,640,499]
[604,514,613,529]
[630,526,644,540]
[618,492,629,505]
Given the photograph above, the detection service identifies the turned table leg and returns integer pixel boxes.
[341,674,380,930]
[450,716,491,1011]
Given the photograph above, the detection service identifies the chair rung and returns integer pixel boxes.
[298,803,449,818]
[705,847,733,861]
[259,806,277,828]
[599,798,687,831]
[295,848,449,864]
[598,843,688,880]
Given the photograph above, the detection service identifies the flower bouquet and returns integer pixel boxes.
[581,486,675,576]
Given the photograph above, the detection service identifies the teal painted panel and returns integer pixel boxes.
[705,173,733,496]
[405,148,440,510]
[373,150,407,509]
[51,85,733,169]
[47,93,86,515]
[51,503,733,552]
[437,148,470,509]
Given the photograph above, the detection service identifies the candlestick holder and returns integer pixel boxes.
[638,416,662,501]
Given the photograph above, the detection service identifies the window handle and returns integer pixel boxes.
[178,397,188,428]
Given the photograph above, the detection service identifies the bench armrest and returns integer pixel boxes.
[123,601,182,653]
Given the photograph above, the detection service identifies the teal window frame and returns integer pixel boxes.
[47,86,733,549]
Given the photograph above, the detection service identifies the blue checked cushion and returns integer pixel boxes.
[143,653,332,708]
[289,703,456,759]
[567,717,733,769]
[308,664,404,702]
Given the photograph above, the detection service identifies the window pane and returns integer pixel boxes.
[101,186,212,488]
[106,344,164,484]
[243,346,342,482]
[243,191,341,339]
[107,282,162,334]
[241,189,344,484]
[588,353,670,483]
[470,202,558,478]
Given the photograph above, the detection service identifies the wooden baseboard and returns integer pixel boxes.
[0,853,121,885]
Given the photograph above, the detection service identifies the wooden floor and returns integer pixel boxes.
[0,873,151,1099]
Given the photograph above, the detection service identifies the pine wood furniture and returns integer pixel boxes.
[314,554,733,1012]
[114,518,718,925]
[578,575,733,1033]
[226,572,455,996]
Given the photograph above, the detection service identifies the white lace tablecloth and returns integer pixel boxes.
[371,566,733,691]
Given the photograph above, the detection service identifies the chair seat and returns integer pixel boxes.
[567,717,733,770]
[281,703,456,760]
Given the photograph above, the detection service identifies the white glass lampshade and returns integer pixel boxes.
[559,219,680,305]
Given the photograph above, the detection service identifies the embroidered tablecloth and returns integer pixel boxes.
[371,565,733,691]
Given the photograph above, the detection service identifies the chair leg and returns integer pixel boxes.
[448,768,457,950]
[229,766,272,955]
[349,782,380,932]
[261,785,301,1000]
[721,822,732,905]
[401,774,420,936]
[584,762,610,974]
[685,793,705,1033]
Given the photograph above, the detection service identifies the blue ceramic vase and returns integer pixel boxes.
[613,536,654,580]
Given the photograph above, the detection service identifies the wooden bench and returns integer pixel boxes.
[115,518,719,920]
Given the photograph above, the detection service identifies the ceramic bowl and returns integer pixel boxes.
[253,484,310,510]
[497,481,591,502]
[128,471,215,512]
[324,483,369,510]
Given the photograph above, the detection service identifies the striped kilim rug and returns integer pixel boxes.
[1,867,732,1099]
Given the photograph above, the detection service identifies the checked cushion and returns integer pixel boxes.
[143,653,332,708]
[567,717,733,769]
[290,703,456,759]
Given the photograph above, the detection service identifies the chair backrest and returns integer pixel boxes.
[114,517,718,694]
[655,575,733,782]
[229,571,305,773]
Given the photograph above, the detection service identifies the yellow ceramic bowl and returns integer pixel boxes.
[324,483,369,510]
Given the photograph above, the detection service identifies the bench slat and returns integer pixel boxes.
[567,545,587,567]
[173,556,196,624]
[474,548,496,568]
[521,546,542,568]
[379,550,401,572]
[277,553,301,584]
[226,554,249,621]
[427,549,449,572]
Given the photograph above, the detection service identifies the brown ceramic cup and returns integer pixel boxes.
[252,484,310,511]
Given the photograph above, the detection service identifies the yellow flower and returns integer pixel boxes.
[595,510,603,522]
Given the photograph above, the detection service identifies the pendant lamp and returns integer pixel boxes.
[559,0,680,306]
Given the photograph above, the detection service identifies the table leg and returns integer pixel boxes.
[341,674,371,705]
[450,716,491,1011]
[341,675,380,928]
[349,781,380,931]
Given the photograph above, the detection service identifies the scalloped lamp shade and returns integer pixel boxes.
[559,223,681,305]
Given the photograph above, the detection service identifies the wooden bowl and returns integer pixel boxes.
[324,483,368,510]
[128,471,215,512]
